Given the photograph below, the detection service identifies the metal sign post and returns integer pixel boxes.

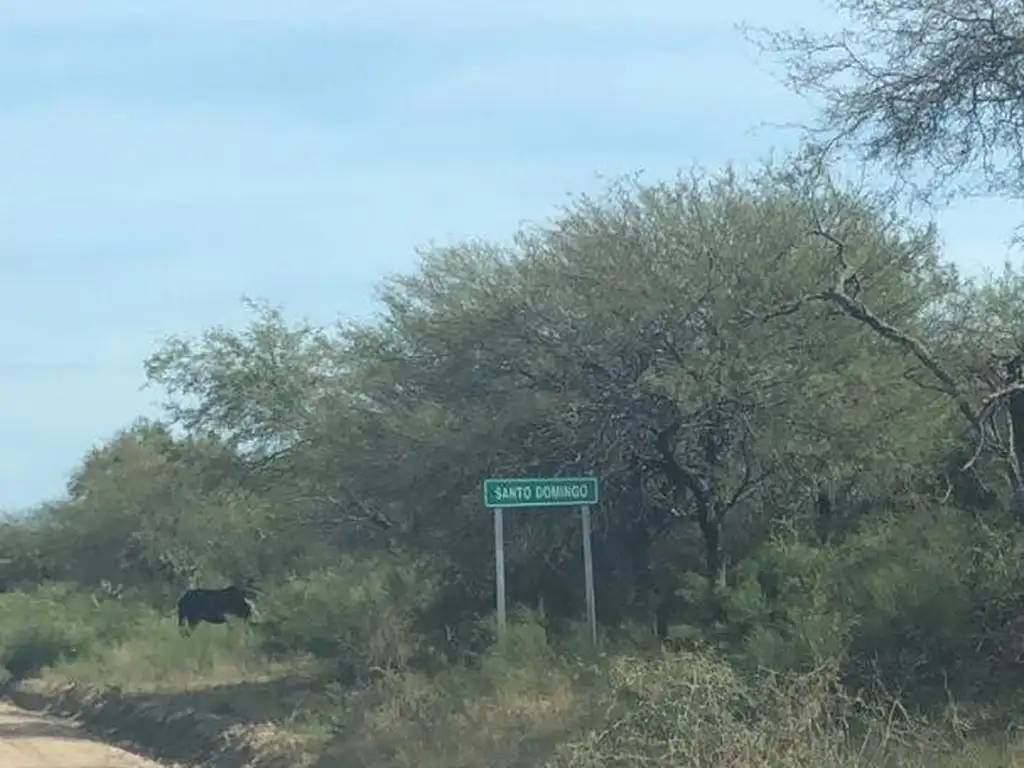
[483,477,600,650]
[581,504,597,649]
[493,506,507,643]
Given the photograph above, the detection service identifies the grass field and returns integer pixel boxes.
[2,584,1024,767]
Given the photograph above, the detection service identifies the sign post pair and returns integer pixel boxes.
[483,476,599,650]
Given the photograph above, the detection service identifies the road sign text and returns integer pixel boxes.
[483,477,599,508]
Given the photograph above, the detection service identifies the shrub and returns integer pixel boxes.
[552,652,848,767]
[835,512,980,695]
[256,554,441,675]
[0,583,150,678]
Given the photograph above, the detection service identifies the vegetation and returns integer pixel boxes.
[4,3,1024,765]
[748,0,1024,206]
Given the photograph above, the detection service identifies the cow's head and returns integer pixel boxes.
[225,585,257,621]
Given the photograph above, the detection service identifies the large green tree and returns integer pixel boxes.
[138,162,977,633]
[26,420,280,599]
[328,166,959,622]
[752,0,1024,514]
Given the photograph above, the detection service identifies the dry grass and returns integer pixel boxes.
[5,595,1024,768]
[25,645,1024,767]
[549,652,1024,768]
[319,657,586,768]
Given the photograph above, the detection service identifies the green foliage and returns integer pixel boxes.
[331,165,957,595]
[57,611,268,690]
[476,607,555,675]
[0,584,151,678]
[719,534,852,674]
[674,508,1008,705]
[9,158,1024,765]
[256,555,441,673]
[835,511,992,694]
[143,298,345,454]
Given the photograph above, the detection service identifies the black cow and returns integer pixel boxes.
[177,585,255,634]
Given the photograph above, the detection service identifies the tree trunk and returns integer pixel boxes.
[627,517,654,609]
[698,505,726,587]
[815,486,833,545]
[1009,388,1024,521]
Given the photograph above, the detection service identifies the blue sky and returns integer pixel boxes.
[1,0,1022,511]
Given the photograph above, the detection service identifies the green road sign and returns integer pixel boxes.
[483,477,599,508]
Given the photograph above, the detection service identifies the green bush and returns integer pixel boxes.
[54,611,268,689]
[256,554,440,674]
[676,534,853,675]
[0,583,151,678]
[832,512,984,696]
[471,606,554,683]
[683,511,992,698]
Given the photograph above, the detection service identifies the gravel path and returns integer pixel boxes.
[0,700,170,768]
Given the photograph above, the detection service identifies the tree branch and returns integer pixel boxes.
[759,225,1003,474]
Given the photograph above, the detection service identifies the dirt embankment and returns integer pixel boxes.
[0,699,172,768]
[3,679,309,768]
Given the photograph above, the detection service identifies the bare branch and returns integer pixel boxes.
[759,223,1023,478]
[747,0,1024,205]
[815,229,977,424]
[325,489,394,531]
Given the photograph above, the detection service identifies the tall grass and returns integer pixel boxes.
[0,583,1019,767]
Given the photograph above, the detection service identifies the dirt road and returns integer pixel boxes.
[0,700,169,767]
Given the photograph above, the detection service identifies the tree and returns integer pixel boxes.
[144,298,345,460]
[742,0,1024,535]
[138,162,972,633]
[336,165,958,620]
[142,300,394,556]
[749,0,1024,205]
[42,419,280,596]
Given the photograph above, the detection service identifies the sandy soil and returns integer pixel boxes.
[0,700,169,768]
